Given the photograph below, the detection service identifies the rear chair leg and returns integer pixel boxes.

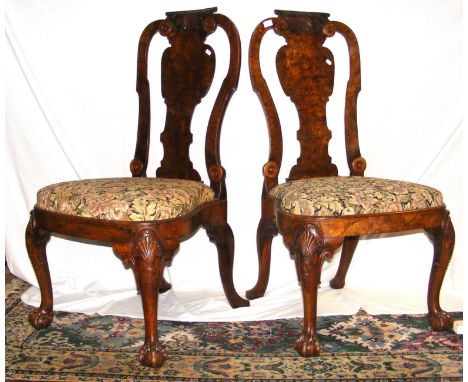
[26,211,54,329]
[426,212,455,331]
[246,216,277,300]
[158,276,172,293]
[330,236,359,289]
[206,222,250,308]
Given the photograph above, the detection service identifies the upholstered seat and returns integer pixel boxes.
[270,177,444,217]
[37,178,214,221]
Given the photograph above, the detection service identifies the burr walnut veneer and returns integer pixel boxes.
[246,10,455,357]
[25,8,248,368]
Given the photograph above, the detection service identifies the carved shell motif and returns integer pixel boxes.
[297,224,324,261]
[296,224,336,285]
[132,229,162,268]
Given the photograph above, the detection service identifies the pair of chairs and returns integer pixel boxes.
[25,8,455,368]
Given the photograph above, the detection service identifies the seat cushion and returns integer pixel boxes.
[37,178,215,221]
[270,176,444,217]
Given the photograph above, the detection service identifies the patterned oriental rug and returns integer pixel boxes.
[5,274,463,381]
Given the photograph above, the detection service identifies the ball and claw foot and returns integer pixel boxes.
[28,308,54,329]
[428,310,453,331]
[294,332,321,357]
[139,340,167,368]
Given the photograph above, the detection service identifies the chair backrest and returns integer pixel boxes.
[249,10,367,193]
[130,7,240,199]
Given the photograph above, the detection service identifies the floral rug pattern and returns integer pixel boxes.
[5,275,463,381]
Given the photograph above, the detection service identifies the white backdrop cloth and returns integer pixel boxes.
[6,0,463,321]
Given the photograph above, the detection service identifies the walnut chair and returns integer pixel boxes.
[246,10,455,357]
[25,7,249,368]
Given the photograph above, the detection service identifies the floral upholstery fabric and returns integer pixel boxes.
[270,176,444,217]
[37,178,215,221]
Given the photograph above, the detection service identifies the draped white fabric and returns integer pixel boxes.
[6,0,463,321]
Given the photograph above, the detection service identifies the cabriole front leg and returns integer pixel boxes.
[426,212,455,331]
[292,225,341,357]
[132,228,167,368]
[25,211,54,329]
